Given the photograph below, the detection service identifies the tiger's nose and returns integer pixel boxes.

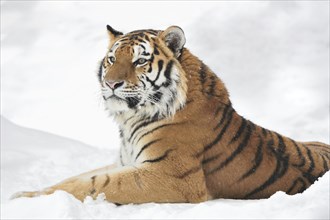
[105,80,124,90]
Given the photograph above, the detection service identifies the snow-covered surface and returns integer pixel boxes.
[1,1,329,219]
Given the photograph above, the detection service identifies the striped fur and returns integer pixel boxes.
[12,26,330,204]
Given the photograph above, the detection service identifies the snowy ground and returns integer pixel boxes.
[1,1,329,219]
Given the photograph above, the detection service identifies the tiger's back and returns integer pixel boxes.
[175,48,330,199]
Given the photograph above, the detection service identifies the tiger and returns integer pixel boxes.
[12,25,330,204]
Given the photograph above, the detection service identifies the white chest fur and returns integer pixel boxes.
[116,115,154,166]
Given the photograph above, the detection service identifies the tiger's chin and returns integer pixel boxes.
[104,96,148,116]
[104,97,132,115]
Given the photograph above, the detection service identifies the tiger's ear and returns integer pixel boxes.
[106,25,123,42]
[160,26,186,57]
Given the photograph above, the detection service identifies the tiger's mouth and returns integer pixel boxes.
[103,93,142,109]
[103,94,124,101]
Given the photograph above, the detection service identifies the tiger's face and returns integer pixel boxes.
[98,26,187,118]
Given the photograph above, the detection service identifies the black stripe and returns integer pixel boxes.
[308,143,329,148]
[324,154,330,160]
[152,60,164,83]
[128,114,159,142]
[213,104,231,130]
[119,130,124,138]
[176,166,201,179]
[239,136,263,181]
[287,177,306,194]
[214,105,223,117]
[135,122,183,144]
[149,53,155,63]
[138,39,146,44]
[153,46,159,55]
[147,64,153,73]
[290,139,306,168]
[186,99,194,105]
[202,153,223,165]
[300,145,318,184]
[135,139,161,161]
[244,134,289,198]
[91,175,96,186]
[318,148,330,155]
[197,108,234,157]
[124,115,135,125]
[144,35,150,41]
[103,175,110,188]
[324,153,330,162]
[302,172,317,185]
[142,149,174,163]
[142,30,158,35]
[276,133,287,154]
[119,42,128,47]
[206,75,216,97]
[207,123,252,175]
[199,63,207,92]
[140,78,147,89]
[90,188,96,195]
[309,144,330,153]
[250,122,256,131]
[321,155,329,171]
[261,127,268,137]
[126,96,141,109]
[163,60,174,87]
[131,116,148,130]
[146,76,160,90]
[128,30,148,35]
[148,91,163,103]
[230,117,247,143]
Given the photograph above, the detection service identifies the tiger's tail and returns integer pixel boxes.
[303,141,330,175]
[285,140,330,195]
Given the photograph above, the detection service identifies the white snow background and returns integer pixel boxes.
[1,1,329,219]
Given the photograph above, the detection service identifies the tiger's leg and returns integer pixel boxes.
[11,164,207,204]
[10,164,116,200]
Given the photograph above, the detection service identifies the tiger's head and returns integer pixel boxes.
[98,25,188,119]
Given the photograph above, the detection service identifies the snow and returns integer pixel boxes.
[1,1,329,219]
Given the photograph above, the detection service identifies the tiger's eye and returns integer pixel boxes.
[137,58,147,65]
[109,56,116,63]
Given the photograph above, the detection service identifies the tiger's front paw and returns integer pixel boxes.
[10,191,41,200]
[10,187,54,200]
